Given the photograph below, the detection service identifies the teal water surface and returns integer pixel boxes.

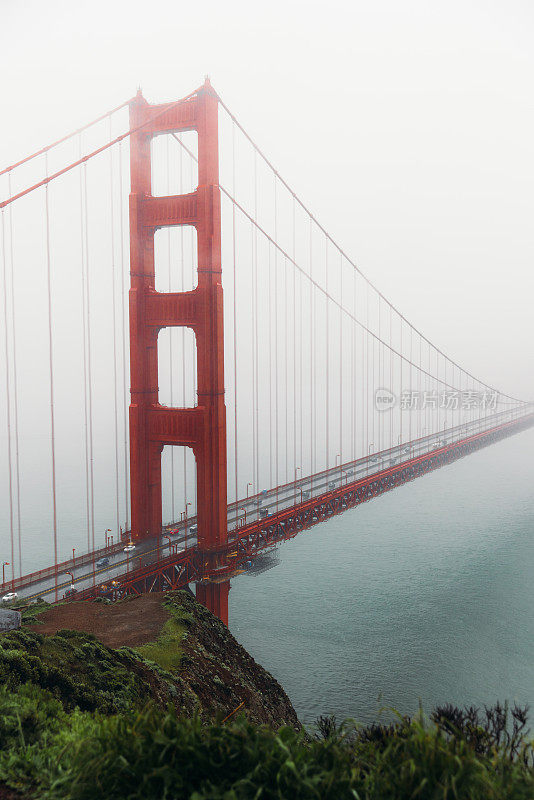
[229,428,534,725]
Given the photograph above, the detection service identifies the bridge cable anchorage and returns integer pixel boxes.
[0,98,133,178]
[1,211,15,589]
[44,154,59,602]
[214,91,523,405]
[7,174,22,577]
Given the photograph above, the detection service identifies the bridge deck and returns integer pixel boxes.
[3,409,533,606]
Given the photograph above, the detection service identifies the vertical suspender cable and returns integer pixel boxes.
[79,139,91,551]
[299,209,303,476]
[118,140,129,533]
[1,211,15,588]
[253,151,259,492]
[378,296,381,452]
[190,155,197,516]
[268,242,273,489]
[7,175,22,575]
[251,218,257,492]
[284,252,288,486]
[292,198,297,491]
[366,283,370,467]
[274,177,279,507]
[325,236,329,473]
[83,161,96,569]
[309,218,314,488]
[339,252,343,464]
[109,123,121,542]
[360,289,364,461]
[181,143,187,517]
[353,270,357,462]
[399,316,403,445]
[389,305,393,451]
[232,122,238,507]
[167,138,175,522]
[409,327,413,444]
[44,156,59,600]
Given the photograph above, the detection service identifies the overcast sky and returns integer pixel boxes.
[2,0,533,398]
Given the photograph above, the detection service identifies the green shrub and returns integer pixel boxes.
[0,703,529,800]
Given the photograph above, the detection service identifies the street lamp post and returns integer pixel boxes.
[65,571,75,595]
[294,466,301,505]
[2,562,9,588]
[367,443,374,476]
[246,482,253,500]
[105,528,111,549]
[164,535,173,555]
[185,502,192,549]
[72,548,75,568]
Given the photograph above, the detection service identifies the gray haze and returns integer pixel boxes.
[0,1,533,581]
[2,0,533,399]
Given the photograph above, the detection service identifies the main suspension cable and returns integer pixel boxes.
[0,98,132,178]
[214,92,523,404]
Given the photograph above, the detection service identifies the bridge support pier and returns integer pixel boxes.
[128,81,229,624]
[196,581,229,626]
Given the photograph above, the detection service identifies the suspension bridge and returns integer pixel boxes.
[1,79,532,625]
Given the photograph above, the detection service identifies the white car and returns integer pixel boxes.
[2,592,18,603]
[123,543,136,553]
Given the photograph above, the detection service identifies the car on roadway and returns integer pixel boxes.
[123,543,136,553]
[96,557,110,568]
[189,525,197,534]
[1,592,17,603]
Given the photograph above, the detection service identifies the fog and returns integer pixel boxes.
[0,0,533,576]
[2,0,533,396]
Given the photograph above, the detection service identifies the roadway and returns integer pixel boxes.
[2,410,528,605]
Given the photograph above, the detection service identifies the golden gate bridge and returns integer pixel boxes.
[1,79,532,624]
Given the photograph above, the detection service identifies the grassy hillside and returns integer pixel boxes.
[0,592,532,799]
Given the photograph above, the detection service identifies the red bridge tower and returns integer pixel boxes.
[128,81,229,623]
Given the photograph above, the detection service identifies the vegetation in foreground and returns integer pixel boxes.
[0,594,532,798]
[0,684,532,799]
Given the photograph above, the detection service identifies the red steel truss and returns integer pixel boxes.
[70,413,534,605]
